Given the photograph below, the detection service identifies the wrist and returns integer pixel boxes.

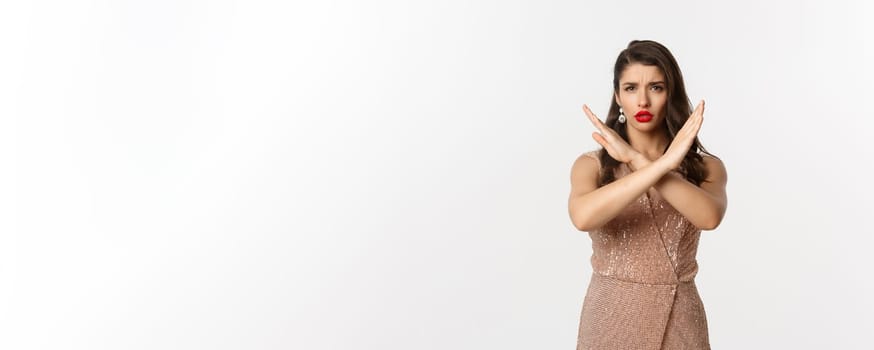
[628,153,650,172]
[651,158,675,175]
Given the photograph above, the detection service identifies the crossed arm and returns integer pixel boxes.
[573,102,726,231]
[569,153,727,232]
[628,153,728,230]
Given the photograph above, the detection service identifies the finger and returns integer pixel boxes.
[690,100,702,119]
[689,116,701,132]
[689,106,704,134]
[688,105,704,130]
[592,132,607,148]
[678,113,701,138]
[583,104,602,128]
[694,100,705,123]
[583,104,608,133]
[679,113,697,132]
[684,101,704,127]
[692,100,703,118]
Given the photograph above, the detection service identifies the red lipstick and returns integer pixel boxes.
[634,110,653,123]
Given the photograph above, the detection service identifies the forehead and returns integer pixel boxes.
[619,63,664,82]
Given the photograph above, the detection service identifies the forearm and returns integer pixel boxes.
[572,158,673,231]
[629,155,723,229]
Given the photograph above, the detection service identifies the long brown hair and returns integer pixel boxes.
[597,40,719,187]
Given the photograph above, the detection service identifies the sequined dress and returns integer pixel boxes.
[576,150,711,350]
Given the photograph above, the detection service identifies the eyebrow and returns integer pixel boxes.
[622,81,665,86]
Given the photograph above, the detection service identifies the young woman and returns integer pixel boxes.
[567,40,728,349]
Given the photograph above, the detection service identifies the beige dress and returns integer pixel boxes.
[576,150,711,350]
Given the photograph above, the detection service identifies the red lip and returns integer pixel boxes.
[634,110,654,123]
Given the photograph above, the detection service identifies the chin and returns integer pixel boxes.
[634,120,665,131]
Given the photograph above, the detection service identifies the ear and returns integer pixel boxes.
[614,92,620,106]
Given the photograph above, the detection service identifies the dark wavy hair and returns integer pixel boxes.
[597,40,719,187]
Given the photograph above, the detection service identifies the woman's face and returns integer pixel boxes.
[614,63,668,133]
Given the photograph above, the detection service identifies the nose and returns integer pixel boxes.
[637,89,649,107]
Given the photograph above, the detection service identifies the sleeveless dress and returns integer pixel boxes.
[576,150,711,350]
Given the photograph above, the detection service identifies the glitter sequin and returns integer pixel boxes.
[576,150,710,350]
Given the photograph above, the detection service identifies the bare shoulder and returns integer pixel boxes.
[570,150,601,194]
[701,154,727,180]
[571,150,601,174]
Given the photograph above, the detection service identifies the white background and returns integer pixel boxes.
[2,0,872,349]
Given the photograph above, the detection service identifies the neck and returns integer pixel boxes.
[626,124,670,160]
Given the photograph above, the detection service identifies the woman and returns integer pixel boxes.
[567,40,728,349]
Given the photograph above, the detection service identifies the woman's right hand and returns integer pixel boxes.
[582,104,640,163]
[661,100,705,170]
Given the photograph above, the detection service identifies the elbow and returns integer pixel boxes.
[569,202,602,232]
[571,215,598,232]
[698,204,726,231]
[570,214,587,232]
[699,222,717,231]
[700,215,723,231]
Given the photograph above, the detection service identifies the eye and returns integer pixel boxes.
[652,85,664,91]
[625,86,634,91]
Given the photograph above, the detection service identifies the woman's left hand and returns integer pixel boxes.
[582,104,640,163]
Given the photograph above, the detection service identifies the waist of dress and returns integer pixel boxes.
[591,272,695,286]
